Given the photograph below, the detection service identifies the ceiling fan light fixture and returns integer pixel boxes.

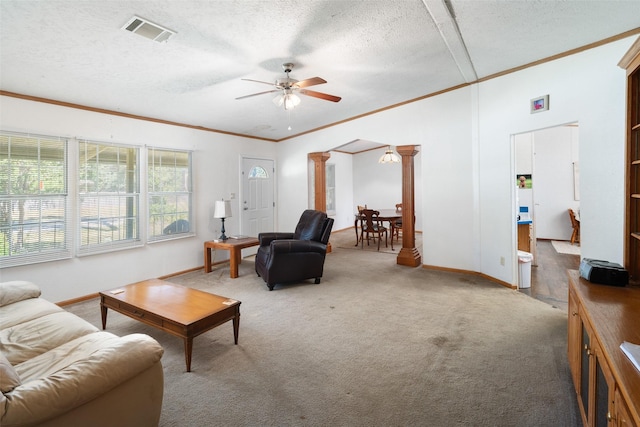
[379,146,400,164]
[239,63,341,108]
[283,93,301,110]
[273,91,301,110]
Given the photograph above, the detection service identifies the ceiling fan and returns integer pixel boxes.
[236,63,341,110]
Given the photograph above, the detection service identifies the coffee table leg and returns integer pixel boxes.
[184,337,193,372]
[204,246,212,273]
[233,311,240,344]
[229,247,239,278]
[100,303,108,329]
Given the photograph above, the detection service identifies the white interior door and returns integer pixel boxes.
[241,157,274,247]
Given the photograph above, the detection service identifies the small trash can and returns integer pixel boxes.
[517,250,533,289]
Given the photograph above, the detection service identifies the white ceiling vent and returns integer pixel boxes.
[122,16,175,43]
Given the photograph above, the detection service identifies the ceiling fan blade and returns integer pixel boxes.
[235,89,280,100]
[294,77,327,88]
[241,78,275,86]
[299,89,341,102]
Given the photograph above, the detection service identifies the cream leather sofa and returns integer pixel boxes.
[0,281,164,427]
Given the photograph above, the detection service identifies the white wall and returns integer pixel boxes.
[0,96,275,302]
[353,148,402,211]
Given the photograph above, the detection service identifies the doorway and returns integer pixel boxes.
[514,123,580,299]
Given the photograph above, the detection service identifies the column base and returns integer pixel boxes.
[397,247,421,267]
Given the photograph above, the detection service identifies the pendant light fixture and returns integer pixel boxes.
[378,146,400,164]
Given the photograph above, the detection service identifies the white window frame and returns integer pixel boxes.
[0,131,71,268]
[147,147,193,242]
[77,139,142,256]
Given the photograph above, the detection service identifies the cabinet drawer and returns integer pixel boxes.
[111,301,163,327]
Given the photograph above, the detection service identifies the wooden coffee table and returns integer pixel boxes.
[204,237,259,278]
[100,279,241,372]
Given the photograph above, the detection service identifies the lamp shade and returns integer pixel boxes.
[378,147,400,164]
[214,200,232,219]
[273,90,301,110]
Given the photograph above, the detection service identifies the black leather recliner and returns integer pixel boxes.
[255,210,334,291]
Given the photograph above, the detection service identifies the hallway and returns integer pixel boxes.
[521,239,581,312]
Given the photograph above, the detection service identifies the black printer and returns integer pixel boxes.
[579,258,629,287]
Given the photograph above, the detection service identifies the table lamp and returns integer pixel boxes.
[214,199,232,240]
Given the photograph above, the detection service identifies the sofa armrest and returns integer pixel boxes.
[0,281,41,307]
[270,239,327,255]
[258,232,295,246]
[1,333,164,427]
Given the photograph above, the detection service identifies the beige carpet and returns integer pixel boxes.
[552,240,581,256]
[66,230,579,426]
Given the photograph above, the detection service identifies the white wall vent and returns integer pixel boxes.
[122,16,175,43]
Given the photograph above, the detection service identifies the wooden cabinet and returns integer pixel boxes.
[517,222,531,252]
[615,387,636,426]
[619,37,640,283]
[567,271,640,427]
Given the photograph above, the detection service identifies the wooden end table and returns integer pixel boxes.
[100,279,241,372]
[204,237,259,278]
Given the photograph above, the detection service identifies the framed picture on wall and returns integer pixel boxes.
[530,95,549,113]
[517,174,532,189]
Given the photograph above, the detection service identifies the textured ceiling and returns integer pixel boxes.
[1,0,639,143]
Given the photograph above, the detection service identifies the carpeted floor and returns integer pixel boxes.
[552,240,581,256]
[333,228,421,255]
[66,231,580,427]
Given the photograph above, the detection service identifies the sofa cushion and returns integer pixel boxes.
[0,351,20,393]
[0,311,99,365]
[15,331,120,382]
[0,297,65,330]
[0,281,41,307]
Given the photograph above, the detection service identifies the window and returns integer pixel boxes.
[248,166,268,178]
[78,140,140,255]
[0,132,70,267]
[148,147,192,241]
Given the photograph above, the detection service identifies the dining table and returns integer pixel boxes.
[354,208,402,249]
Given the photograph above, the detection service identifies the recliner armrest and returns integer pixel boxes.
[258,232,295,246]
[270,239,327,255]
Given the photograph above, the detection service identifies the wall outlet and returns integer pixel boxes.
[500,256,505,266]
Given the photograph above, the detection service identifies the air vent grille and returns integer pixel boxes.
[122,16,175,43]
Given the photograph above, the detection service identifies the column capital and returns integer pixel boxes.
[396,145,419,157]
[308,152,331,162]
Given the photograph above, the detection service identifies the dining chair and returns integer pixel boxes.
[360,209,388,250]
[393,203,402,241]
[568,209,580,244]
[356,205,366,244]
